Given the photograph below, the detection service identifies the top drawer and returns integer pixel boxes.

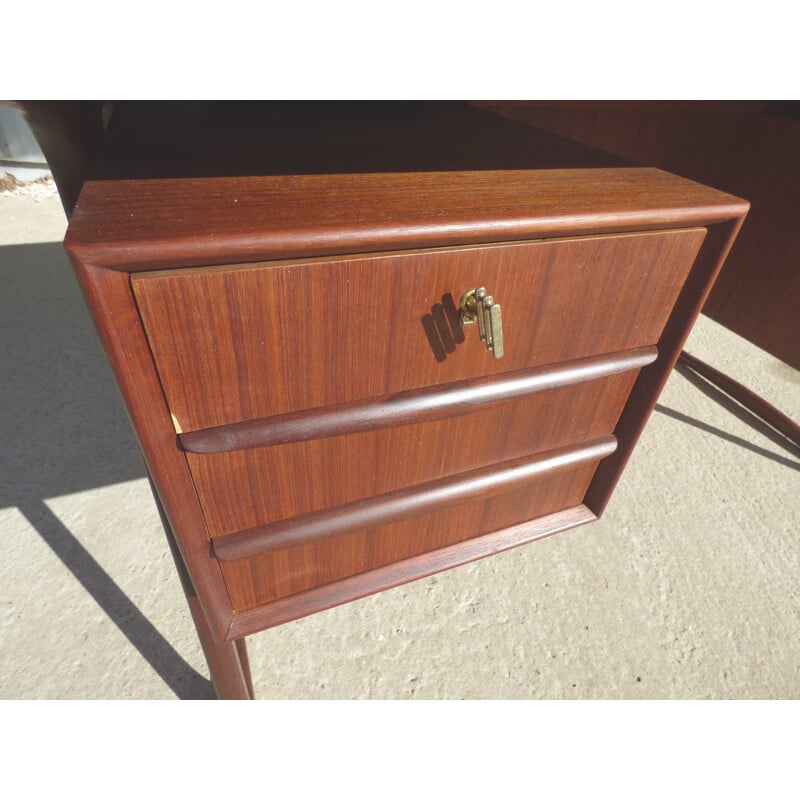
[132,228,704,433]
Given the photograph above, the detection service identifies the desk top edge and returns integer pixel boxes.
[65,102,748,270]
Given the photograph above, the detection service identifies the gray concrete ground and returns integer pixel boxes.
[1,190,798,700]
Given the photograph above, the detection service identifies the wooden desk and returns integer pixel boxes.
[62,102,747,698]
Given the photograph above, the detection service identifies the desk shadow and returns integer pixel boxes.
[17,499,215,699]
[654,401,800,472]
[1,241,213,699]
[655,372,800,478]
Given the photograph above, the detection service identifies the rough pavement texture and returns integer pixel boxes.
[1,192,798,699]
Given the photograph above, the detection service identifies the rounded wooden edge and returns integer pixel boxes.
[181,347,657,453]
[213,436,616,562]
[225,504,597,639]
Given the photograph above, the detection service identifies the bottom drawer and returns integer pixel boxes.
[217,438,612,611]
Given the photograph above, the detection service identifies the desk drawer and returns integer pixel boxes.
[131,229,704,434]
[131,230,697,612]
[187,354,649,537]
[218,442,610,610]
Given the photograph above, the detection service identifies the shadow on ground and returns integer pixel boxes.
[655,359,800,470]
[1,242,214,698]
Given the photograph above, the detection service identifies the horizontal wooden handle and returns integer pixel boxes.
[181,347,655,453]
[212,435,617,561]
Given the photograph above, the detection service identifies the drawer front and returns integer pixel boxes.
[220,456,602,609]
[132,229,704,433]
[189,366,641,537]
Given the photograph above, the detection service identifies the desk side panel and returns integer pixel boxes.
[64,254,234,642]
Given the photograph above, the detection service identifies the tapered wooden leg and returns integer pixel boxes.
[235,638,255,699]
[183,588,253,700]
[148,474,254,699]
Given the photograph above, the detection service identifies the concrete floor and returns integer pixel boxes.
[1,190,798,700]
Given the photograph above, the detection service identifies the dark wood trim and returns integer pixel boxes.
[584,217,748,516]
[234,639,255,699]
[226,504,597,638]
[678,351,800,448]
[180,347,657,452]
[213,436,616,561]
[64,257,235,643]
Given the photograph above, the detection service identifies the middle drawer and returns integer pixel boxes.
[186,355,648,537]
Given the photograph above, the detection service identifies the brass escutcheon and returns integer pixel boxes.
[459,287,504,359]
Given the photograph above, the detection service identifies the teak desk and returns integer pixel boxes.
[63,102,748,699]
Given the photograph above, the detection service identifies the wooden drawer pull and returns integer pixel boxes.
[181,346,656,453]
[212,435,617,561]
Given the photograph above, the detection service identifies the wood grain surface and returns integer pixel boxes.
[188,368,639,536]
[66,168,744,272]
[180,347,656,452]
[584,219,747,515]
[226,504,598,638]
[62,102,751,654]
[212,436,616,560]
[65,259,235,642]
[475,101,794,367]
[64,102,746,273]
[132,230,704,432]
[220,459,603,610]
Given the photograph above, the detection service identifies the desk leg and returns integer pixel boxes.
[148,474,254,700]
[678,351,800,450]
[235,639,255,699]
